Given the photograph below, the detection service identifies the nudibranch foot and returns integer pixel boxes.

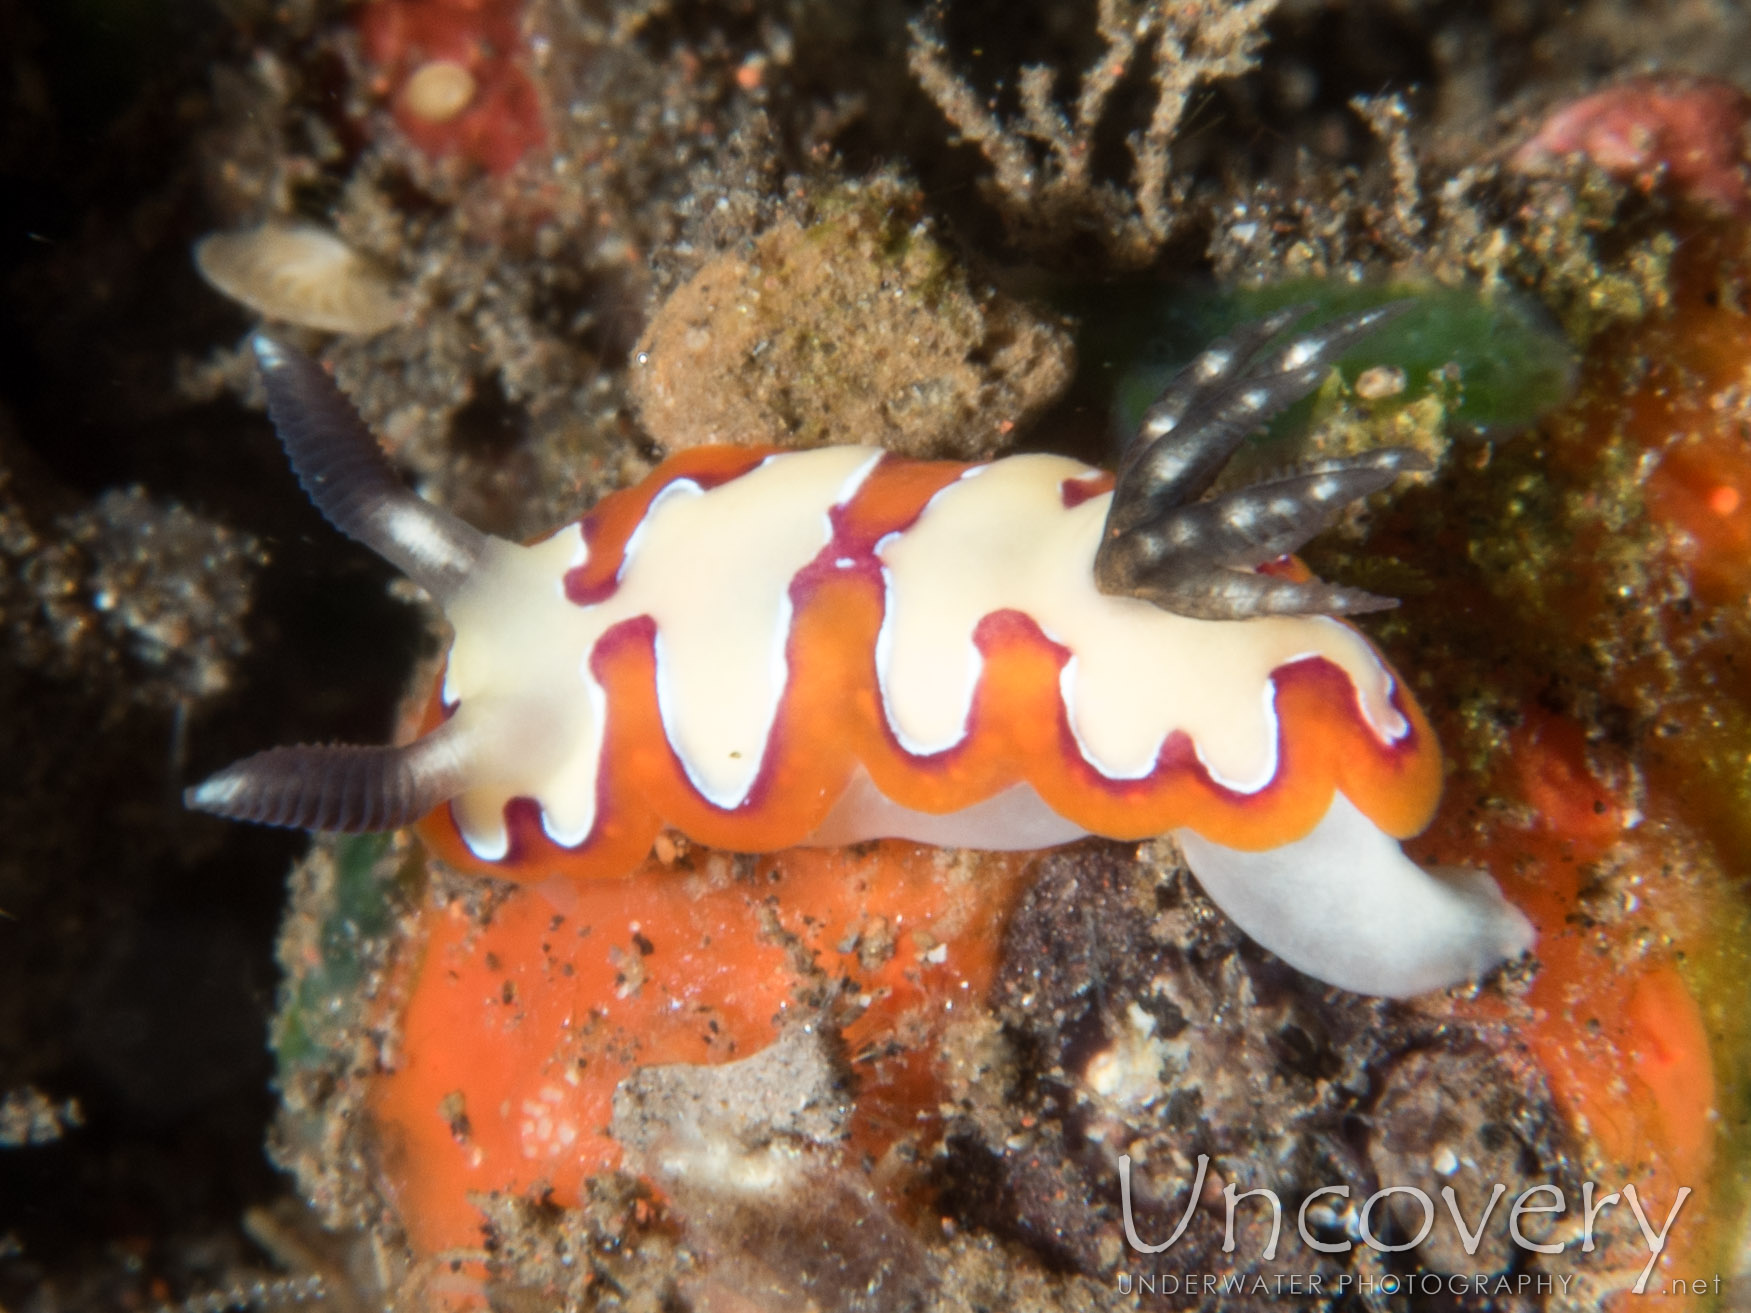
[1097,302,1422,620]
[1176,793,1537,999]
[806,770,1091,851]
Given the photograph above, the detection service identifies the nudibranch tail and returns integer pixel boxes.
[252,333,488,604]
[1176,793,1536,998]
[1097,303,1420,620]
[183,717,478,832]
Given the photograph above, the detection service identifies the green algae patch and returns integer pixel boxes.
[1087,281,1576,451]
[272,831,409,1077]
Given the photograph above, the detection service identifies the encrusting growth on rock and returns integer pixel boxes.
[628,183,1075,459]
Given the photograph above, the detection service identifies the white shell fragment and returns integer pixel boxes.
[194,222,404,335]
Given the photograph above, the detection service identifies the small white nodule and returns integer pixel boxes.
[1176,793,1535,998]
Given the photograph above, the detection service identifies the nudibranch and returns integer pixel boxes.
[188,307,1534,997]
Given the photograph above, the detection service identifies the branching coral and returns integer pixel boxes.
[909,0,1279,265]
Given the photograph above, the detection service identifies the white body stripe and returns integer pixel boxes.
[443,447,878,858]
[874,455,1405,786]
